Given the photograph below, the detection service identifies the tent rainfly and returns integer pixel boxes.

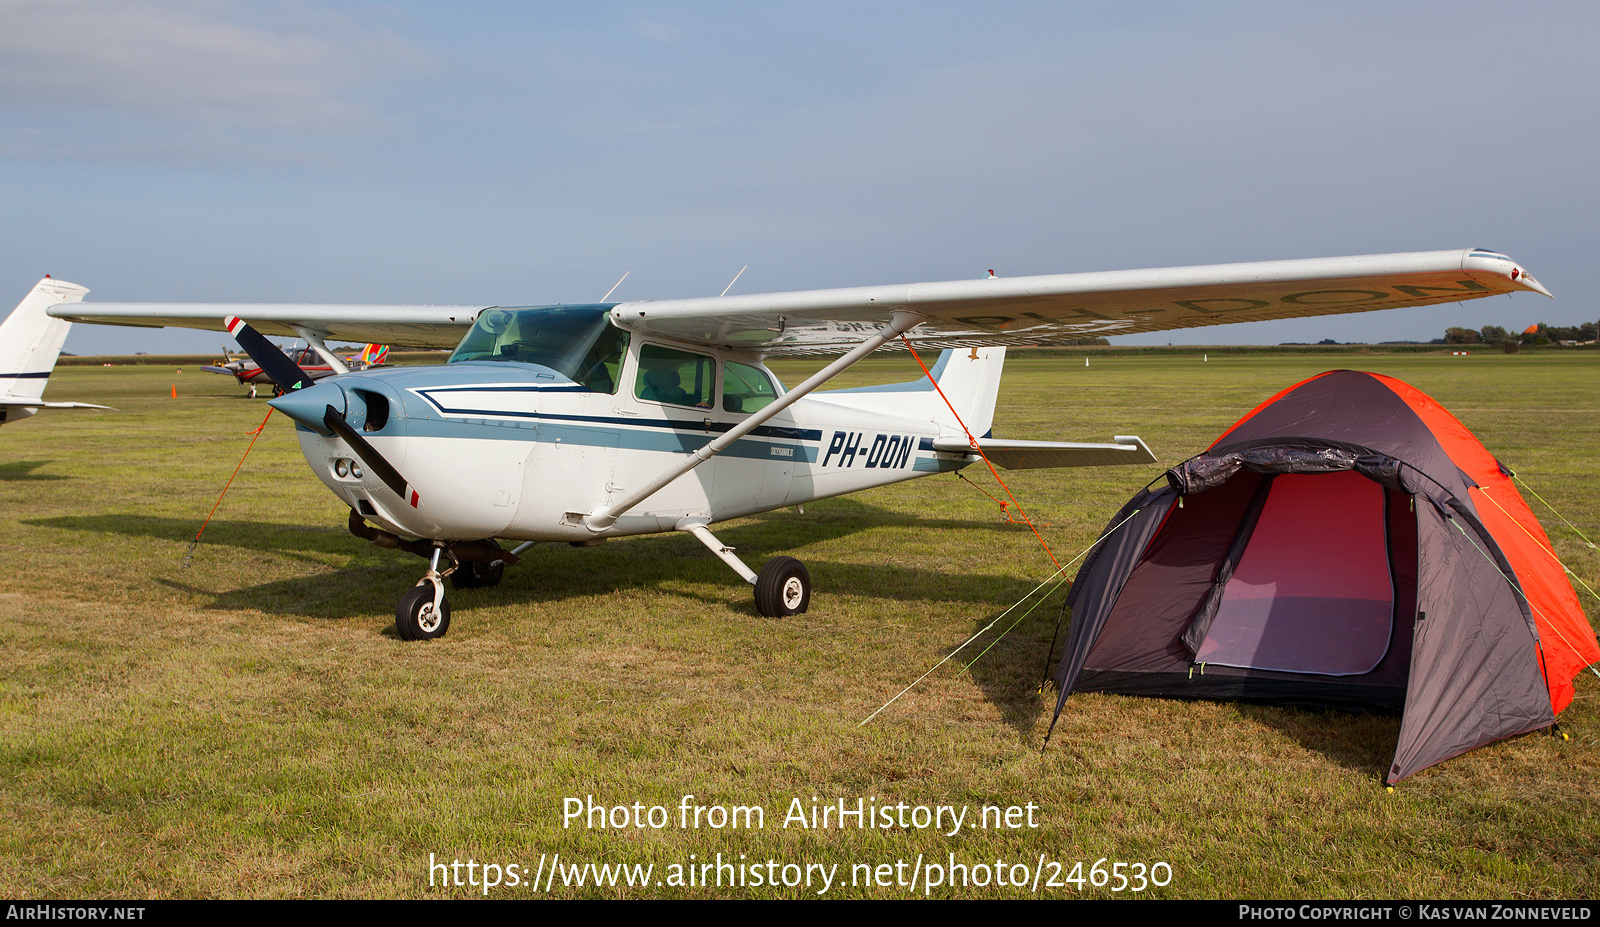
[1048,370,1600,783]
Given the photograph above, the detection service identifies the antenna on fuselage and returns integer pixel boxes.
[720,265,748,297]
[600,271,630,302]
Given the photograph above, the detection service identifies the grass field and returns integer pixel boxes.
[1,351,1596,899]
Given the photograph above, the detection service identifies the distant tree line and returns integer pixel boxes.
[1438,322,1597,347]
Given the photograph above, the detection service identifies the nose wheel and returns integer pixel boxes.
[396,580,451,640]
[395,544,454,640]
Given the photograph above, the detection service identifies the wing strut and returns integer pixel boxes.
[583,309,927,531]
[291,326,351,375]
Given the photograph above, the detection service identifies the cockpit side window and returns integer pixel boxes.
[723,361,778,414]
[575,325,629,394]
[635,345,715,409]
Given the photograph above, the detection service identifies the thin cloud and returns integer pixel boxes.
[0,0,434,130]
[0,126,332,166]
[628,19,681,44]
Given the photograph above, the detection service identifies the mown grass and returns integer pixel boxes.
[0,352,1595,899]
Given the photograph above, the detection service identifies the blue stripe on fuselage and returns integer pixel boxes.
[300,413,819,462]
[411,386,822,442]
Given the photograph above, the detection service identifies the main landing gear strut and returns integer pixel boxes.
[678,517,811,617]
[578,311,923,620]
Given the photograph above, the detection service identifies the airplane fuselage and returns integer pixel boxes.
[278,330,973,544]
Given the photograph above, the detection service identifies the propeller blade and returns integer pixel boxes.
[321,404,419,508]
[225,316,316,392]
[241,323,418,509]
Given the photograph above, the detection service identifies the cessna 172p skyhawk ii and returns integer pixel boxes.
[44,249,1547,639]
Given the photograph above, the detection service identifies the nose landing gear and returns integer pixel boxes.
[358,526,522,640]
[395,544,452,641]
[396,578,451,640]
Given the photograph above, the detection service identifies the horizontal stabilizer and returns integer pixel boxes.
[932,435,1156,469]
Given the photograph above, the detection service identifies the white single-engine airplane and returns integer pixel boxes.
[44,249,1547,638]
[1,277,113,425]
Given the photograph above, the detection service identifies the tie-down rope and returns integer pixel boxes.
[858,508,1141,727]
[899,336,1060,571]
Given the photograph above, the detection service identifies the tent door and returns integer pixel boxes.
[1189,470,1395,676]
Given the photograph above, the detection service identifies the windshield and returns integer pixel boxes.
[449,305,629,393]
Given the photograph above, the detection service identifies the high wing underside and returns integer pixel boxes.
[44,250,1547,356]
[46,303,482,350]
[612,249,1548,355]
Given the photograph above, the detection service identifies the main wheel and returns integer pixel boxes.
[396,583,451,640]
[450,560,505,589]
[754,556,810,617]
[450,542,506,589]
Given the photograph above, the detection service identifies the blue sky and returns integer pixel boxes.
[1,1,1595,353]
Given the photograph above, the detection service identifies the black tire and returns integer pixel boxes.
[754,556,811,617]
[396,584,451,640]
[450,542,506,589]
[450,559,505,589]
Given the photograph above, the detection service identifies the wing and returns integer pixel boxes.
[42,249,1546,356]
[46,302,482,349]
[608,249,1549,356]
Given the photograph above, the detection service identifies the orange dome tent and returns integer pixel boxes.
[1050,371,1599,782]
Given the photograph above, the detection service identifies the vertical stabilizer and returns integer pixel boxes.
[0,278,88,401]
[807,344,1007,436]
[929,346,1006,439]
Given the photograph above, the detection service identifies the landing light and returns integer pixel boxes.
[334,459,349,478]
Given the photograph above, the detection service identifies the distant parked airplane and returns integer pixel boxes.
[0,278,111,426]
[203,341,391,398]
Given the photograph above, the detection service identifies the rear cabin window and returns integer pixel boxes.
[723,362,778,414]
[635,345,715,408]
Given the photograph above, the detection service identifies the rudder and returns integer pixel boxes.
[930,346,1006,439]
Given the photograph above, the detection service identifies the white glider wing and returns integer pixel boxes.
[608,249,1549,355]
[44,249,1547,356]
